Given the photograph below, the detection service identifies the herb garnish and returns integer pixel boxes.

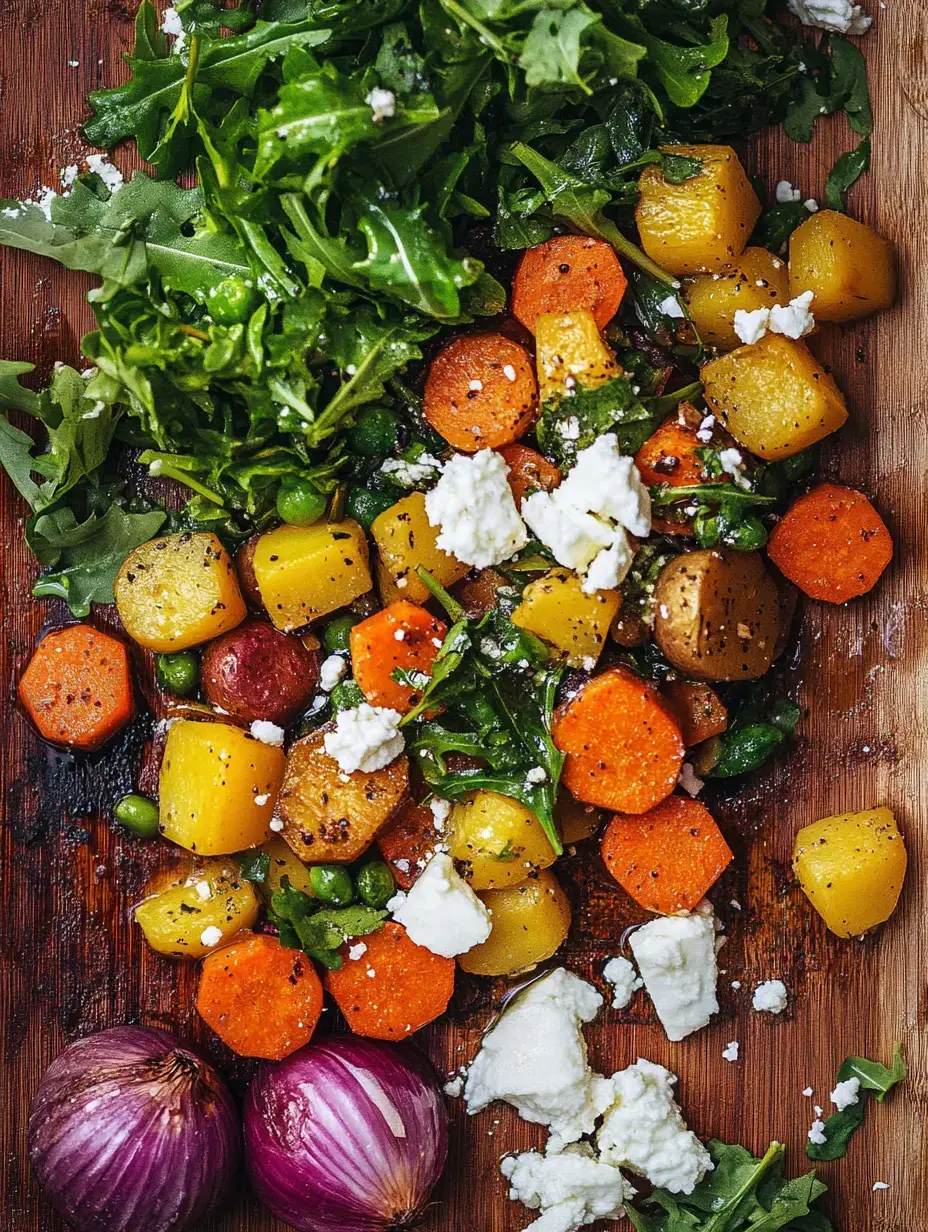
[267,877,386,971]
[806,1045,906,1162]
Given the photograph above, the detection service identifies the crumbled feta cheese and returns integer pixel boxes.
[808,1120,828,1145]
[696,414,715,443]
[559,415,581,440]
[254,793,270,806]
[348,942,368,961]
[324,704,404,773]
[788,0,872,34]
[366,87,396,122]
[873,1181,889,1191]
[657,295,685,319]
[752,979,788,1014]
[629,913,719,1041]
[444,1075,464,1098]
[769,290,816,339]
[430,796,453,830]
[393,629,406,642]
[501,1143,634,1232]
[503,364,517,382]
[814,1105,823,1117]
[522,490,615,572]
[250,720,285,747]
[603,956,642,1009]
[526,766,548,785]
[731,980,742,990]
[200,925,223,948]
[597,1059,713,1194]
[802,1086,814,1097]
[269,818,285,832]
[425,449,528,568]
[717,447,752,491]
[380,454,443,487]
[722,1041,740,1062]
[776,180,801,204]
[86,154,124,195]
[60,164,79,189]
[194,881,211,900]
[805,198,819,213]
[678,762,704,797]
[387,853,491,957]
[319,653,347,692]
[161,6,184,35]
[558,434,652,537]
[830,1077,860,1110]
[463,969,614,1152]
[734,306,771,345]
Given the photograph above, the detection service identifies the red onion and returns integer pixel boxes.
[29,1025,240,1232]
[245,1037,448,1231]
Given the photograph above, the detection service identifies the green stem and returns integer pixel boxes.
[416,566,465,622]
[438,0,507,57]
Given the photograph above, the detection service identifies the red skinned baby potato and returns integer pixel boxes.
[201,620,319,725]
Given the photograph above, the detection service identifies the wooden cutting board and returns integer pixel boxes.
[1,4,924,1229]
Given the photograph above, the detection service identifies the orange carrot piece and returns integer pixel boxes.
[512,235,628,333]
[553,666,684,814]
[634,411,710,488]
[662,680,728,747]
[499,443,562,508]
[377,801,441,889]
[18,624,134,751]
[196,934,323,1060]
[601,796,733,914]
[424,333,538,451]
[350,601,447,713]
[767,482,893,603]
[325,922,455,1040]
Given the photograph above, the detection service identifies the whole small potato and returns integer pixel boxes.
[201,620,319,725]
[654,549,780,681]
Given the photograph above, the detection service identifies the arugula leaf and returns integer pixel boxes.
[751,200,810,255]
[638,15,729,109]
[237,849,271,884]
[823,138,871,212]
[807,1045,906,1162]
[708,691,800,780]
[536,375,654,468]
[784,35,872,143]
[520,6,601,93]
[268,877,387,969]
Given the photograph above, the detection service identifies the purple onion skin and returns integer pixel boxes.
[29,1026,241,1232]
[245,1037,449,1232]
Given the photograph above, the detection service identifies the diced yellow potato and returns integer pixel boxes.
[458,869,571,976]
[682,247,790,350]
[134,861,260,958]
[371,492,468,606]
[512,567,619,668]
[701,334,847,461]
[253,520,371,632]
[636,145,761,276]
[260,835,316,900]
[115,532,246,653]
[555,792,604,845]
[534,310,619,402]
[789,209,896,323]
[159,719,285,855]
[449,791,557,890]
[793,807,907,938]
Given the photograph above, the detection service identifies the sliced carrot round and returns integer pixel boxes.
[767,482,893,603]
[512,235,627,333]
[498,443,561,508]
[634,412,711,488]
[601,796,733,914]
[553,666,684,814]
[424,333,538,451]
[350,600,447,713]
[325,922,455,1040]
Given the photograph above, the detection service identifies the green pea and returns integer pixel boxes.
[155,651,199,697]
[347,486,397,533]
[277,480,327,527]
[114,794,160,839]
[724,514,768,552]
[356,861,396,910]
[330,680,365,712]
[324,613,360,654]
[347,406,399,456]
[207,276,259,325]
[310,864,355,906]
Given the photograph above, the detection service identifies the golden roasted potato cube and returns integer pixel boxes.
[458,869,571,976]
[534,309,619,402]
[159,720,285,855]
[115,532,246,653]
[793,807,907,937]
[789,209,896,323]
[134,861,260,958]
[636,145,761,276]
[682,247,790,349]
[555,792,604,845]
[449,790,557,890]
[701,334,847,460]
[512,567,619,668]
[279,732,408,864]
[253,520,371,632]
[372,492,468,606]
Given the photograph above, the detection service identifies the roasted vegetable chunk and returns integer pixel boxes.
[534,309,619,402]
[512,567,619,668]
[372,492,468,606]
[135,862,260,958]
[449,791,557,890]
[253,520,371,632]
[682,247,790,349]
[789,209,895,323]
[458,870,571,976]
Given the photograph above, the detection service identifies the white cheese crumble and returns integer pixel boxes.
[657,295,685,319]
[463,968,614,1152]
[873,1181,889,1191]
[200,926,223,948]
[597,1059,713,1195]
[717,447,752,491]
[526,766,548,784]
[386,852,491,958]
[60,164,79,189]
[830,1077,861,1110]
[602,956,642,1009]
[430,796,453,830]
[775,180,801,204]
[788,0,872,33]
[628,913,719,1041]
[802,1086,814,1097]
[269,817,285,832]
[366,87,396,122]
[733,306,770,346]
[752,979,788,1014]
[769,290,816,339]
[86,154,124,196]
[722,1041,740,1062]
[254,793,270,806]
[324,703,404,773]
[250,720,285,747]
[318,653,347,692]
[501,1143,634,1232]
[347,941,368,961]
[425,449,528,568]
[678,762,705,797]
[380,453,443,487]
[161,6,184,35]
[808,1119,828,1145]
[194,881,211,901]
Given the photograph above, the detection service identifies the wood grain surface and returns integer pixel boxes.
[1,4,925,1230]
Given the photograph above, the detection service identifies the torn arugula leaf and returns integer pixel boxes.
[823,138,871,212]
[708,689,801,780]
[807,1044,906,1162]
[268,877,386,969]
[536,375,654,469]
